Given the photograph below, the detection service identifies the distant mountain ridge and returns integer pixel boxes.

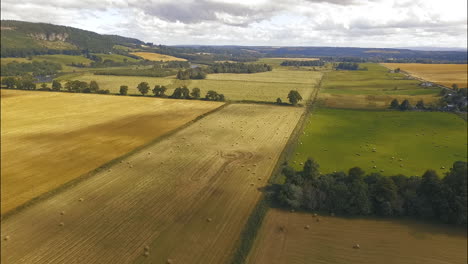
[0,20,145,57]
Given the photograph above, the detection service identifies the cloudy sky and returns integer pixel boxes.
[1,0,467,48]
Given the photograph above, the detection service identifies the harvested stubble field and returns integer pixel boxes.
[130,52,187,61]
[291,108,467,176]
[247,209,468,264]
[1,104,304,264]
[0,89,223,214]
[382,63,468,88]
[57,69,322,102]
[319,63,440,109]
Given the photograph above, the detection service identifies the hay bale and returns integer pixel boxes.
[316,218,320,222]
[313,213,317,217]
[167,259,174,264]
[250,183,254,186]
[373,165,377,169]
[60,211,65,215]
[59,222,65,227]
[78,198,84,202]
[144,252,150,257]
[4,235,10,241]
[144,246,150,251]
[441,166,446,169]
[353,244,360,249]
[304,225,310,230]
[108,169,112,172]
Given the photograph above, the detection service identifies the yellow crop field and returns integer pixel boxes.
[58,69,322,102]
[130,52,187,61]
[1,104,304,264]
[247,209,468,264]
[0,90,222,214]
[382,63,468,88]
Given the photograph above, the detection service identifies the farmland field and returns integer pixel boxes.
[0,90,223,214]
[57,69,322,102]
[95,53,140,63]
[247,209,467,264]
[382,63,468,88]
[290,108,467,176]
[0,55,94,72]
[1,104,304,264]
[130,52,187,61]
[319,63,440,109]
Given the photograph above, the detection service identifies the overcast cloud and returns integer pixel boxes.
[1,0,466,48]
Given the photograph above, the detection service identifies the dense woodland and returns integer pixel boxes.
[280,60,325,67]
[209,62,272,73]
[1,61,62,76]
[276,158,467,225]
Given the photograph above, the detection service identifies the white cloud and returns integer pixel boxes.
[1,0,466,48]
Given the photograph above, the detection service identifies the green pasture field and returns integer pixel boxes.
[1,54,93,72]
[290,108,467,177]
[323,63,440,96]
[319,63,441,109]
[56,69,322,102]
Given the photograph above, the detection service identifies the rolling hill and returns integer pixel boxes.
[0,20,145,57]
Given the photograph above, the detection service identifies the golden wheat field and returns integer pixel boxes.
[382,63,468,88]
[247,209,468,264]
[130,52,187,61]
[1,104,304,264]
[0,90,222,214]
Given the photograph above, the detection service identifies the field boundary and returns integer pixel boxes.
[1,102,229,220]
[229,74,323,264]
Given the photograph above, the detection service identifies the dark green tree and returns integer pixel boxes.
[152,85,167,97]
[190,87,201,99]
[1,77,16,89]
[287,90,303,105]
[52,80,62,91]
[390,99,399,109]
[399,99,412,111]
[416,100,425,110]
[303,158,320,180]
[137,82,150,95]
[119,85,128,95]
[89,81,100,93]
[276,98,282,104]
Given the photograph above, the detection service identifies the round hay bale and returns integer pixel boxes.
[441,166,446,169]
[380,170,384,172]
[129,165,133,168]
[144,246,150,251]
[373,165,377,169]
[250,183,255,186]
[144,252,150,257]
[59,222,65,227]
[304,225,310,230]
[316,218,320,222]
[120,161,123,163]
[313,213,317,217]
[4,235,10,241]
[108,169,112,172]
[60,211,65,215]
[330,212,335,216]
[391,157,395,159]
[353,244,360,249]
[206,218,212,222]
[167,259,174,264]
[400,164,404,167]
[78,198,84,202]
[258,177,262,180]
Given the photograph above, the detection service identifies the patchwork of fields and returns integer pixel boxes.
[57,68,322,102]
[1,90,223,214]
[319,63,440,109]
[290,108,467,176]
[382,63,468,88]
[1,104,304,264]
[247,209,468,264]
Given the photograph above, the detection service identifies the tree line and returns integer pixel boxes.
[130,82,225,101]
[335,62,364,70]
[280,60,325,67]
[276,158,467,225]
[176,62,273,80]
